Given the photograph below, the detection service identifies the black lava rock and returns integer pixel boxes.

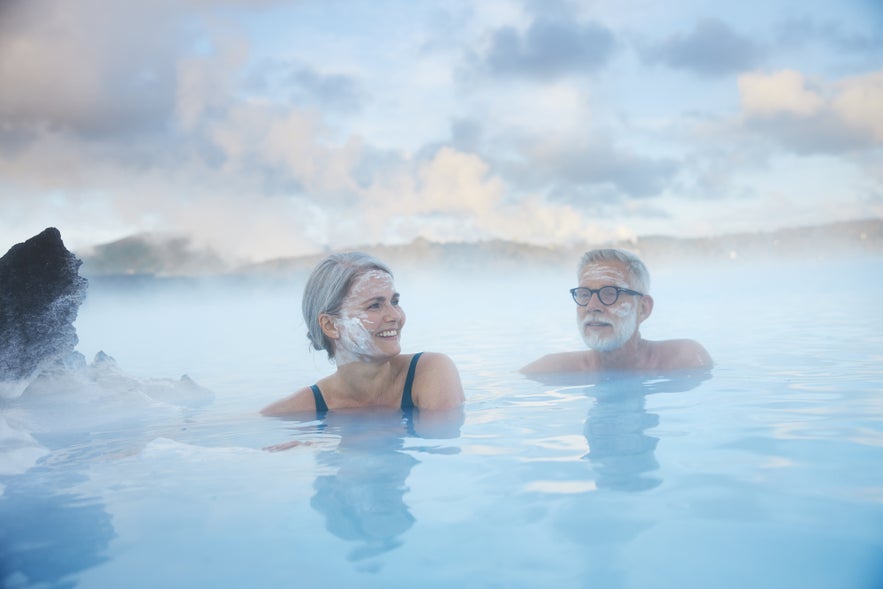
[0,228,88,383]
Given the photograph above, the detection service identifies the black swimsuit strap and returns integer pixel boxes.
[401,352,423,410]
[310,384,328,413]
[311,353,422,413]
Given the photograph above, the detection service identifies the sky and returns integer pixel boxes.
[1,0,881,263]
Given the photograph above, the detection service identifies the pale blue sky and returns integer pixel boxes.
[0,0,880,262]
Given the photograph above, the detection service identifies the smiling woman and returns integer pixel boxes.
[260,252,465,416]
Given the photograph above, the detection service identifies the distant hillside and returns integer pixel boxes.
[237,218,883,276]
[615,217,883,266]
[77,218,883,277]
[80,233,228,276]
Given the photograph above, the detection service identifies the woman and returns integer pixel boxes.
[261,252,464,415]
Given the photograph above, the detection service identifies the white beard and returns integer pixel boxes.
[579,309,638,352]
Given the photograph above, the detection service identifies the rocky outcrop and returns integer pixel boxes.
[0,228,88,397]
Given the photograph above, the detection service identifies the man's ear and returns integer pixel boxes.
[637,294,654,324]
[319,313,339,340]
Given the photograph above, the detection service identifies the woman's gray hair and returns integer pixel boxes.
[578,248,650,293]
[302,252,393,359]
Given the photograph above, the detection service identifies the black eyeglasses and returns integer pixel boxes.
[570,286,644,306]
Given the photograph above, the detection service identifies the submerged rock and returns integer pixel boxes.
[18,350,214,412]
[0,228,88,397]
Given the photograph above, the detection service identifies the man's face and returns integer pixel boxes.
[576,261,641,352]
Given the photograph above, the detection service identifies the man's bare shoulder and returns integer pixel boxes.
[519,351,595,374]
[653,338,713,370]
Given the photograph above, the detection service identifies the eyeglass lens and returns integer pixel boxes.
[573,286,620,306]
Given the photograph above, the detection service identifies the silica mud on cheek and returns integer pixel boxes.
[334,314,378,365]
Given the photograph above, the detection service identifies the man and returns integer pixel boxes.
[521,248,712,374]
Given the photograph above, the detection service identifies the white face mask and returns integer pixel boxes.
[332,270,403,365]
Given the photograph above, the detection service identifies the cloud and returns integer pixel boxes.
[739,70,824,117]
[475,17,617,80]
[176,32,249,132]
[289,67,364,113]
[642,18,764,76]
[738,69,883,152]
[356,147,503,243]
[358,146,629,246]
[0,0,184,138]
[832,71,883,141]
[775,15,883,55]
[202,102,365,202]
[449,117,483,152]
[2,0,878,262]
[500,134,679,201]
[246,60,365,113]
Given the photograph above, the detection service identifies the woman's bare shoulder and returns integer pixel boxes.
[412,352,465,409]
[260,385,316,416]
[414,351,456,366]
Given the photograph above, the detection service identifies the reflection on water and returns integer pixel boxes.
[583,387,661,492]
[531,370,711,493]
[311,411,417,562]
[0,479,114,587]
[275,409,463,563]
[585,373,710,492]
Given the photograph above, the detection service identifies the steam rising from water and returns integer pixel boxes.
[2,254,880,476]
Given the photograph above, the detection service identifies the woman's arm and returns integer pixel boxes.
[260,386,316,416]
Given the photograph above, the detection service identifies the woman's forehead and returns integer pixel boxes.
[348,270,395,296]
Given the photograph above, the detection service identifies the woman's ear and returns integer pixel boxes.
[319,313,339,340]
[637,294,654,324]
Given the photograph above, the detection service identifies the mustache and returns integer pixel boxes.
[581,316,613,328]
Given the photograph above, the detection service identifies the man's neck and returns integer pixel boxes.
[593,333,649,371]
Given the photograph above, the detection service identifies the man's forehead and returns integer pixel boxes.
[578,261,631,283]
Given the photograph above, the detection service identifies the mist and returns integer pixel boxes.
[67,232,882,415]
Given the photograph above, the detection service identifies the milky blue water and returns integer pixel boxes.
[2,255,883,588]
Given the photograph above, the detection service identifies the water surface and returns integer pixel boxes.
[2,256,882,588]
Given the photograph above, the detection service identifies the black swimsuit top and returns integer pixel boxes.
[309,352,423,413]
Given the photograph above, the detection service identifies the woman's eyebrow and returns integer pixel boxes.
[357,291,400,305]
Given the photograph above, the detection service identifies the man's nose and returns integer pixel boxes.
[585,292,606,311]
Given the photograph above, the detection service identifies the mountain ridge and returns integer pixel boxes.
[77,217,883,277]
